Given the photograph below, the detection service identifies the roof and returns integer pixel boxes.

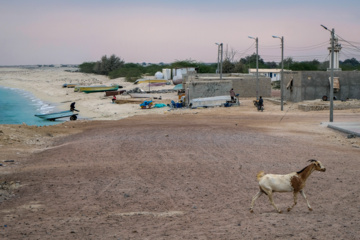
[248,68,292,73]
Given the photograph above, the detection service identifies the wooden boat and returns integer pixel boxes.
[134,79,169,84]
[35,110,78,121]
[129,93,152,98]
[77,85,119,93]
[104,90,126,96]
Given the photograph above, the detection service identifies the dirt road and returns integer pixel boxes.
[1,99,359,239]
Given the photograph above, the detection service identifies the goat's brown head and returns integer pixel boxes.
[308,159,326,172]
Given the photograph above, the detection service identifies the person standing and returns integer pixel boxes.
[258,96,264,111]
[112,95,116,104]
[230,88,236,102]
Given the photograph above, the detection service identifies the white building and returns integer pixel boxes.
[248,69,292,82]
[327,36,342,71]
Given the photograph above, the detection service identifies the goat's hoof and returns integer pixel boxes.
[287,208,291,212]
[250,209,254,213]
[309,208,313,211]
[278,210,283,214]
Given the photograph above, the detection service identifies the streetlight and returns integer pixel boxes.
[321,24,335,122]
[248,36,259,99]
[272,35,284,111]
[215,43,223,80]
[215,43,220,74]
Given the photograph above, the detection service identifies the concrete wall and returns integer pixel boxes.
[183,74,271,99]
[186,80,232,100]
[231,77,271,98]
[283,71,360,102]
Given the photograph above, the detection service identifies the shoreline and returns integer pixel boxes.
[0,67,179,121]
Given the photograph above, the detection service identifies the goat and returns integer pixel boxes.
[250,159,326,213]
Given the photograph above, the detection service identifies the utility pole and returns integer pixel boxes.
[220,43,223,80]
[215,43,220,74]
[273,35,284,111]
[330,28,335,122]
[248,36,259,99]
[215,42,223,79]
[321,25,335,122]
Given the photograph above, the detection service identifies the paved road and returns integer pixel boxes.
[327,122,360,137]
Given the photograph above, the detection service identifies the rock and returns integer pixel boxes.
[347,134,356,139]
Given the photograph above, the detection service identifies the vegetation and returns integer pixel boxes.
[340,58,360,71]
[78,54,360,81]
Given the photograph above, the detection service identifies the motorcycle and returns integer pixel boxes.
[253,100,264,112]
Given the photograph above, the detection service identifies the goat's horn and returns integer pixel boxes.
[308,159,317,162]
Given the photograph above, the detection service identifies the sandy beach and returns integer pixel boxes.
[1,67,360,239]
[0,67,179,120]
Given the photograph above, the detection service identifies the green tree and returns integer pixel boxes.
[282,57,293,69]
[78,62,96,73]
[240,53,266,68]
[289,60,319,71]
[264,61,277,69]
[170,60,198,68]
[340,58,360,70]
[233,61,247,73]
[222,59,235,73]
[93,54,124,75]
[109,67,142,81]
[143,64,165,76]
[197,63,217,73]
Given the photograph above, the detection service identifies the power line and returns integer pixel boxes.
[337,35,360,51]
[286,41,329,50]
[237,42,255,55]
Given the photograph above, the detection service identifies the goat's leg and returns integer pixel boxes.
[267,192,282,213]
[287,191,298,212]
[300,190,312,211]
[250,190,263,213]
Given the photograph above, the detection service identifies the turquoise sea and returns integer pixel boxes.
[0,86,65,126]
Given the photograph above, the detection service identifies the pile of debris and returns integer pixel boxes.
[126,87,176,94]
[298,99,360,111]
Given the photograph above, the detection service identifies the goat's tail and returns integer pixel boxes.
[256,171,265,181]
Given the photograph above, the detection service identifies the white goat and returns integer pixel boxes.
[250,159,326,213]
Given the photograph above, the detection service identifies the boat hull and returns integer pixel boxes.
[35,110,78,121]
[134,79,168,84]
[79,85,119,93]
[129,93,152,98]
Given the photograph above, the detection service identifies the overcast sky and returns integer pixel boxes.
[1,0,360,65]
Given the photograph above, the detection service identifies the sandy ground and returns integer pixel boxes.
[1,68,360,239]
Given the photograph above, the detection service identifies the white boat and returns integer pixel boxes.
[190,96,231,108]
[129,93,152,98]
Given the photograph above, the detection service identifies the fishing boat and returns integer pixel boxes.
[74,85,105,92]
[134,79,169,84]
[75,85,119,93]
[35,110,78,121]
[104,90,126,96]
[129,93,152,98]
